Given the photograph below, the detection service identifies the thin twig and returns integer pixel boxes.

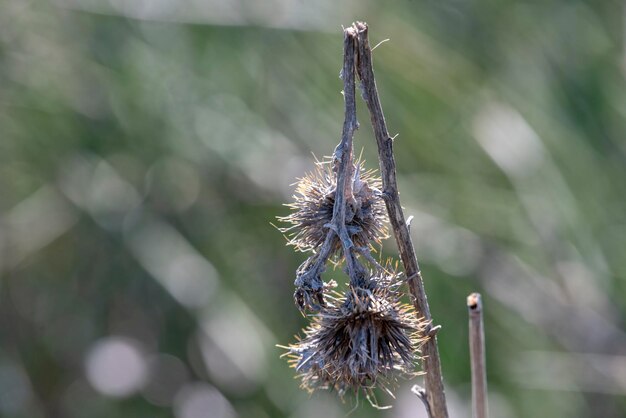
[411,384,433,418]
[353,21,449,418]
[468,292,488,418]
[293,27,363,311]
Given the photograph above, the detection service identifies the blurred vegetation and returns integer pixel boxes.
[1,1,626,417]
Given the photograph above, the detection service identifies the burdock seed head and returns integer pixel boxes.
[282,265,427,402]
[278,158,388,255]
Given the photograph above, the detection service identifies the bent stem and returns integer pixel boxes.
[293,26,364,311]
[353,21,449,418]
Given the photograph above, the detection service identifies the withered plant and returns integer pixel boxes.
[283,262,426,403]
[278,158,388,256]
[278,23,450,417]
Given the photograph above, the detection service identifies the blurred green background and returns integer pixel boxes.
[1,1,626,417]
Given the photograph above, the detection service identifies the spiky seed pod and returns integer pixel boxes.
[278,158,388,255]
[282,266,427,401]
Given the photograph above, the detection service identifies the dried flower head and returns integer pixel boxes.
[281,265,427,403]
[278,158,388,255]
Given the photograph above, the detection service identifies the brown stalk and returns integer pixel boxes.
[293,27,362,310]
[331,26,362,283]
[468,292,488,418]
[353,22,450,418]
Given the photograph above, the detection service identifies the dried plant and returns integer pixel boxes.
[283,264,426,403]
[277,23,449,416]
[278,158,388,256]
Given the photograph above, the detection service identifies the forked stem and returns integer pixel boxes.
[293,26,364,311]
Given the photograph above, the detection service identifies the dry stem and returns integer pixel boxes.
[468,293,488,418]
[353,21,449,418]
[293,27,363,311]
[411,384,433,418]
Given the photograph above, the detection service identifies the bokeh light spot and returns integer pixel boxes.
[173,382,236,418]
[85,336,147,398]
